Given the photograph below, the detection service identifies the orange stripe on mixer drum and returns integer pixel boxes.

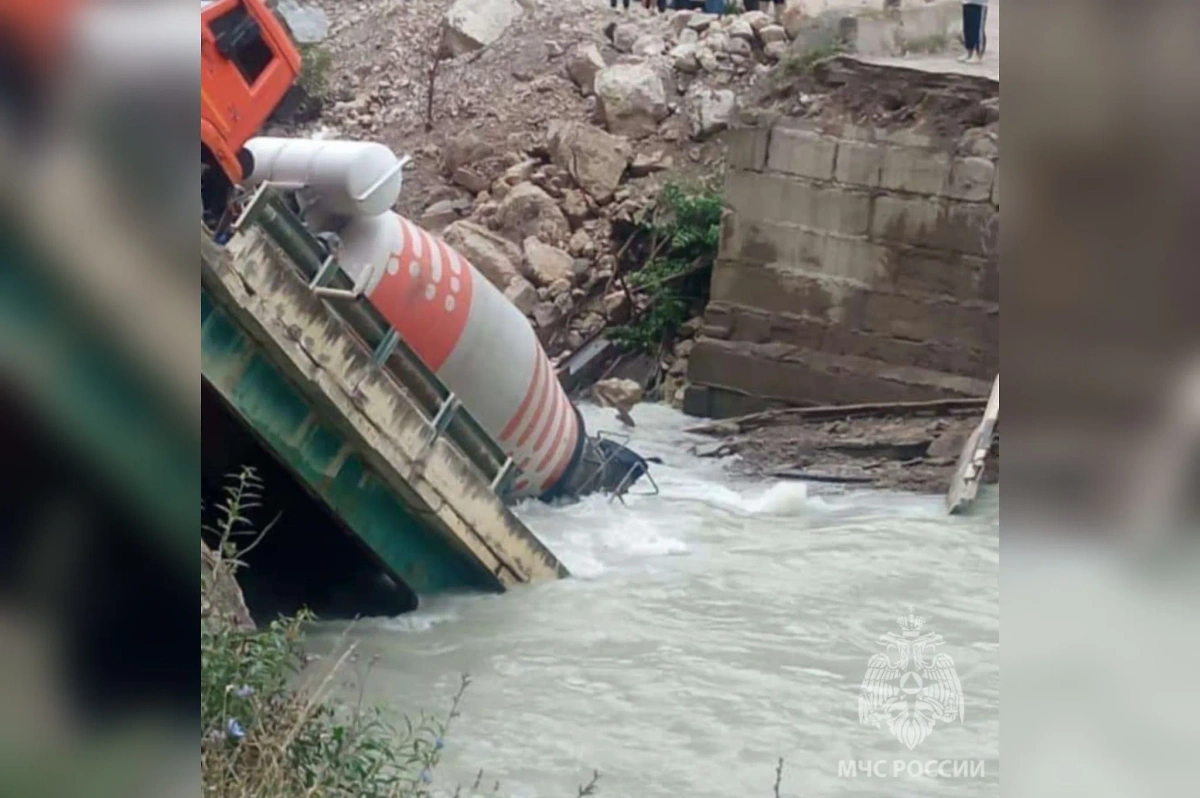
[535,398,572,473]
[541,424,579,491]
[516,356,555,449]
[366,217,474,372]
[532,391,564,455]
[499,349,544,442]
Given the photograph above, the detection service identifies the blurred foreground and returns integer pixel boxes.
[1,1,195,795]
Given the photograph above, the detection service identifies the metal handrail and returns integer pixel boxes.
[230,188,520,498]
[352,154,410,204]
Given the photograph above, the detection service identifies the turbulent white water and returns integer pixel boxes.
[316,403,999,797]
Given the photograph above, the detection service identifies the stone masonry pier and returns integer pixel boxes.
[685,108,999,419]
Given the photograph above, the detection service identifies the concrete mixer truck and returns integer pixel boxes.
[233,136,655,503]
[201,0,304,228]
[194,3,654,504]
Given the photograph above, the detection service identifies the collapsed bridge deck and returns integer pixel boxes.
[201,219,567,604]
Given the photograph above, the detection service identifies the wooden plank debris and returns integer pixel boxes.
[946,376,1000,515]
[684,397,990,437]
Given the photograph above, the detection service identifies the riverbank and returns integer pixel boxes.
[201,538,459,796]
[684,399,999,492]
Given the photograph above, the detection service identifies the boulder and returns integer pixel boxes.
[688,86,738,140]
[670,42,700,73]
[705,32,729,53]
[560,189,591,227]
[491,180,512,201]
[632,34,667,57]
[594,62,670,140]
[612,22,641,54]
[630,150,672,177]
[763,41,787,61]
[725,37,753,57]
[498,158,538,188]
[497,182,571,243]
[568,229,596,257]
[727,18,755,42]
[471,199,500,225]
[669,10,695,35]
[602,291,631,324]
[274,0,329,44]
[566,43,606,96]
[442,132,494,175]
[591,377,643,425]
[782,6,807,39]
[575,311,607,338]
[440,0,524,57]
[547,278,573,298]
[743,10,772,31]
[687,14,716,34]
[697,47,720,73]
[532,301,564,329]
[504,278,539,315]
[678,28,699,45]
[547,120,631,204]
[523,237,575,287]
[202,542,255,631]
[451,166,491,194]
[420,197,470,231]
[679,315,703,337]
[758,24,788,44]
[442,220,524,291]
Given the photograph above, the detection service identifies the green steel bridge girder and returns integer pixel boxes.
[201,289,496,597]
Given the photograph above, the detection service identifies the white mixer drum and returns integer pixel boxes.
[337,212,582,498]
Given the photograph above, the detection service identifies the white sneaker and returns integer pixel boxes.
[956,52,973,63]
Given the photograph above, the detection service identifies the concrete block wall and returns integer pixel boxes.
[685,119,999,419]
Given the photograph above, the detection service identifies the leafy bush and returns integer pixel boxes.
[781,38,847,76]
[610,181,723,354]
[201,606,465,797]
[201,468,461,798]
[298,44,334,101]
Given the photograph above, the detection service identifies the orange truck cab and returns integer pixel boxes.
[201,0,301,223]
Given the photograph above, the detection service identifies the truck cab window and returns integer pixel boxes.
[209,2,273,86]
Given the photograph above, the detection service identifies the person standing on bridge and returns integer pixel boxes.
[959,0,989,64]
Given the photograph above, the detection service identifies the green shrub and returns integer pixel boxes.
[201,606,465,797]
[298,44,333,101]
[610,181,723,354]
[201,467,462,798]
[781,39,847,76]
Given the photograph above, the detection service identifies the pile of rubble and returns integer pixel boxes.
[277,0,816,399]
[419,119,666,359]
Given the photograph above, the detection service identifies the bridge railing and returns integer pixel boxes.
[228,186,520,500]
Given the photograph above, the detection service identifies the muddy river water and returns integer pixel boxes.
[314,403,999,797]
